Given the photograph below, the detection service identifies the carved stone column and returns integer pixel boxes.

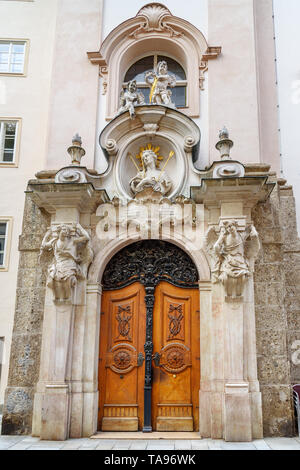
[82,283,102,437]
[40,300,75,440]
[28,180,108,440]
[223,296,252,441]
[193,161,274,441]
[205,216,260,441]
[37,221,92,440]
[199,281,213,438]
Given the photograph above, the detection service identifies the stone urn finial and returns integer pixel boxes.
[215,126,234,160]
[67,133,86,166]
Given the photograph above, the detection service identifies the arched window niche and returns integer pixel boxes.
[124,54,187,108]
[88,3,221,120]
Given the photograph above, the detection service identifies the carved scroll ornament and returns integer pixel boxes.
[204,221,260,301]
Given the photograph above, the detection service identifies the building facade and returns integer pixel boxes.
[0,0,299,441]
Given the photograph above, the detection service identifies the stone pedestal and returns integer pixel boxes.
[41,385,70,441]
[224,383,252,441]
[39,300,75,440]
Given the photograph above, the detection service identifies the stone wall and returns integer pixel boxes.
[279,186,300,388]
[253,177,299,436]
[1,193,50,435]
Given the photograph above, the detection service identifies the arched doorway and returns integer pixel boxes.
[98,240,200,432]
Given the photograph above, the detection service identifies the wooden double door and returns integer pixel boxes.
[98,281,200,432]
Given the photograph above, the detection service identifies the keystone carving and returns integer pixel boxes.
[129,3,182,38]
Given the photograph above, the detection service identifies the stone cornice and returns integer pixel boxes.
[26,181,109,215]
[190,175,275,207]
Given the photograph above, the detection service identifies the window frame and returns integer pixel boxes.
[0,217,13,271]
[123,53,188,109]
[0,39,29,77]
[0,118,22,167]
[0,337,4,384]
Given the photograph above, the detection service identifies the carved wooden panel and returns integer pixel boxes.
[103,404,138,418]
[160,343,191,374]
[98,283,146,431]
[152,281,200,431]
[115,305,132,341]
[106,344,137,374]
[102,405,139,431]
[167,303,185,341]
[157,404,192,417]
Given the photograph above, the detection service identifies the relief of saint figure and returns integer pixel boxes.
[205,221,260,300]
[39,223,93,303]
[117,80,145,119]
[129,148,173,196]
[145,60,176,107]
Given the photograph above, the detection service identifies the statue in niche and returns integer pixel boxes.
[117,80,145,119]
[205,221,260,301]
[39,223,93,303]
[145,60,176,107]
[129,144,173,196]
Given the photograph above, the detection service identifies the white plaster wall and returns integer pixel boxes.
[207,0,261,165]
[273,0,300,231]
[45,0,103,170]
[95,0,209,188]
[0,0,58,404]
[102,0,208,38]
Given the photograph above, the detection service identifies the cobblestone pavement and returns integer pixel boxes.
[0,435,299,450]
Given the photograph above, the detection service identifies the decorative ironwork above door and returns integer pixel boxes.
[102,240,199,291]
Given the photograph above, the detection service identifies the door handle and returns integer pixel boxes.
[137,352,144,367]
[152,352,161,367]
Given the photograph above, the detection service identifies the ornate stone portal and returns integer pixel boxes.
[1,2,298,444]
[0,101,281,442]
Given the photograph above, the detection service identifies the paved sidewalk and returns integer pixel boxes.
[0,435,299,450]
[1,415,300,450]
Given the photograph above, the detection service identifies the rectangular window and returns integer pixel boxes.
[0,218,12,270]
[0,40,27,74]
[0,120,18,163]
[0,222,8,267]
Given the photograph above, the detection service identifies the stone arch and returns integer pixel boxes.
[88,231,211,286]
[101,239,199,290]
